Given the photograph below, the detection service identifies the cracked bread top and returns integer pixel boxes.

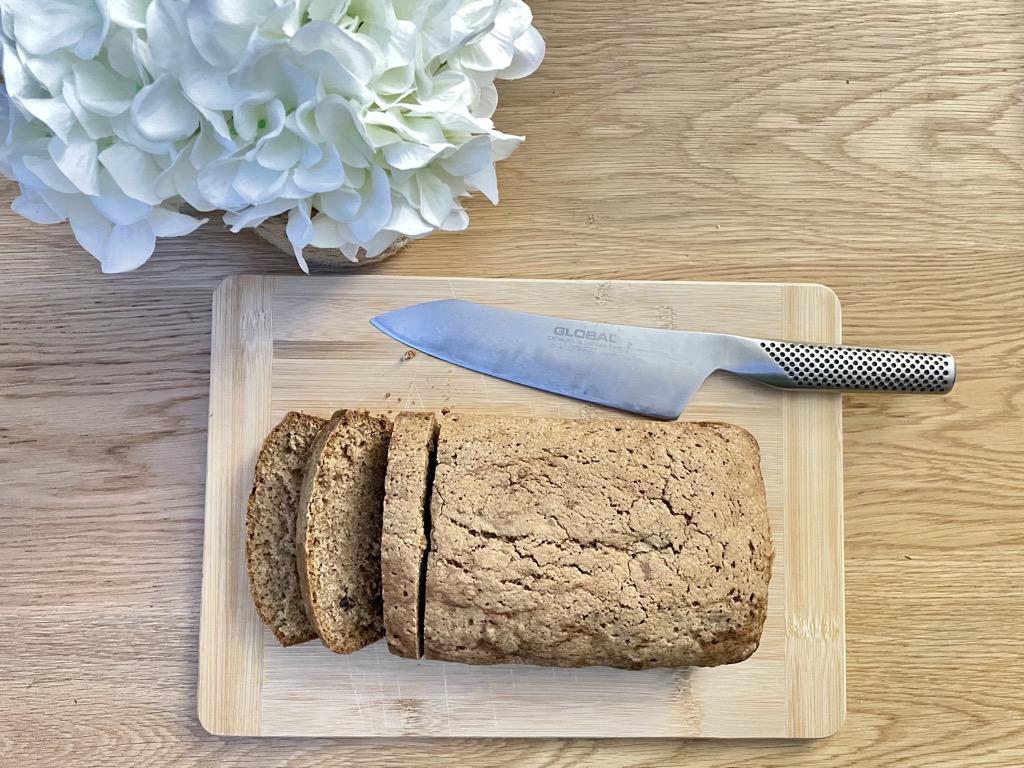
[422,414,773,670]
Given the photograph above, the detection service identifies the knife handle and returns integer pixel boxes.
[745,341,956,393]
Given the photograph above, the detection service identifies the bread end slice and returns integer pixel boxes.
[297,409,392,654]
[246,411,326,647]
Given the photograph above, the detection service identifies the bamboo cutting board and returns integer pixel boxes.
[198,275,845,739]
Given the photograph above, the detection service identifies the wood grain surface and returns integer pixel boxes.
[1,0,1022,765]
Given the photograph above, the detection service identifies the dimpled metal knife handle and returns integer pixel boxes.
[754,340,956,393]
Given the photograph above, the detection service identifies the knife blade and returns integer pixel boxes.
[370,300,956,419]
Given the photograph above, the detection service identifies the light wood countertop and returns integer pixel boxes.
[1,1,1021,765]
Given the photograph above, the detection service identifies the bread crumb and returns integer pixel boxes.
[403,349,417,361]
[441,407,451,415]
[384,392,391,399]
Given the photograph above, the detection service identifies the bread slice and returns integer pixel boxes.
[381,412,439,660]
[423,415,773,670]
[246,411,327,647]
[296,410,392,654]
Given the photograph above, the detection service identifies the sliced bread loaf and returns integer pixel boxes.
[422,415,773,670]
[296,409,392,654]
[246,411,327,647]
[381,412,439,660]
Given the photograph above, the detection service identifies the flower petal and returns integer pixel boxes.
[350,165,392,241]
[233,162,288,205]
[149,206,206,237]
[197,160,246,209]
[314,97,373,168]
[382,140,444,171]
[12,189,65,224]
[471,82,499,118]
[309,212,355,254]
[6,0,107,58]
[316,187,361,222]
[16,97,77,143]
[99,221,157,273]
[440,206,470,232]
[285,202,312,272]
[101,0,149,30]
[415,172,453,227]
[361,228,403,258]
[131,75,201,143]
[20,47,75,95]
[490,130,523,162]
[256,131,303,172]
[293,145,343,194]
[222,198,293,231]
[49,135,100,196]
[72,60,137,117]
[184,0,259,69]
[499,25,545,80]
[466,160,499,204]
[438,135,492,176]
[307,0,348,24]
[66,202,114,260]
[22,154,79,194]
[104,27,145,80]
[60,81,112,140]
[99,143,166,205]
[290,21,380,85]
[387,196,433,237]
[91,187,153,226]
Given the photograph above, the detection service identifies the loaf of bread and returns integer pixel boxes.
[422,415,773,670]
[296,410,392,654]
[246,411,326,646]
[381,412,438,659]
[248,409,773,669]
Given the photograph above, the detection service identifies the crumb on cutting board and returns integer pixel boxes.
[403,350,416,361]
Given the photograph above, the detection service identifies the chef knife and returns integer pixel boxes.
[370,300,956,419]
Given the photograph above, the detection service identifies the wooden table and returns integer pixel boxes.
[2,1,1021,765]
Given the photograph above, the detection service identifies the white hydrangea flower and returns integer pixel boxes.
[0,0,544,272]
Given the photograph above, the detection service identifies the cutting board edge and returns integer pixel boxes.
[240,272,842,296]
[781,283,846,739]
[198,275,275,737]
